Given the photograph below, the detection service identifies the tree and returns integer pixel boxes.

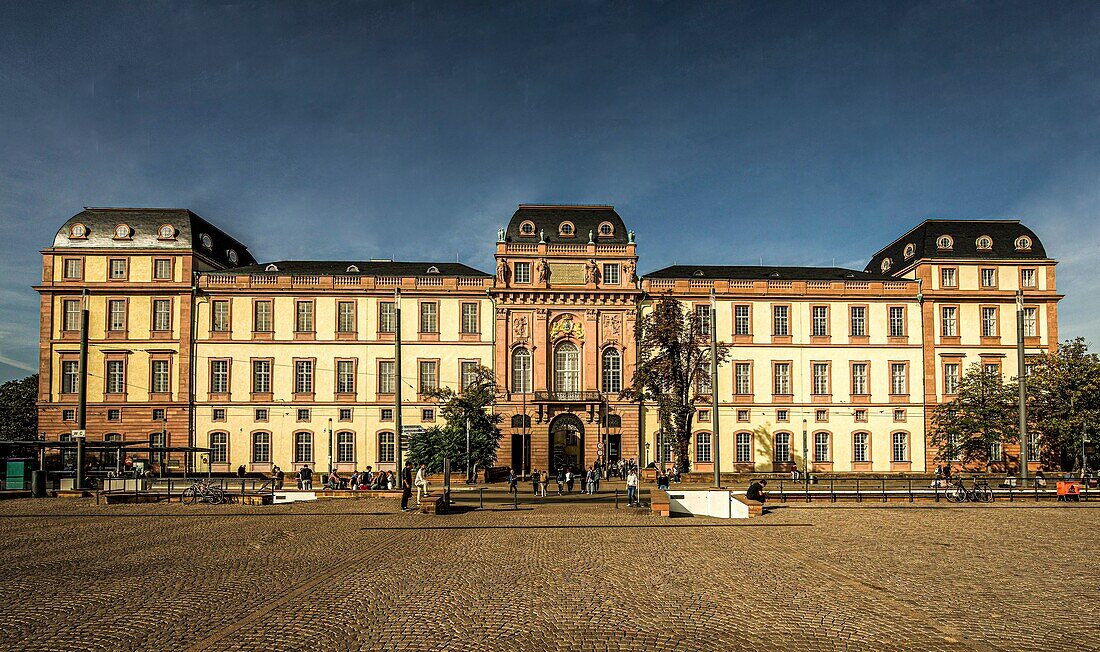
[929,364,1018,471]
[0,374,38,442]
[622,297,729,473]
[406,365,503,474]
[1025,338,1100,471]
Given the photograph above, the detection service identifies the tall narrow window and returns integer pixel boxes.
[379,432,395,463]
[209,432,228,464]
[513,262,531,284]
[378,361,395,394]
[695,432,712,463]
[944,363,960,395]
[851,363,868,395]
[337,431,355,463]
[772,305,789,336]
[941,268,957,287]
[734,305,750,335]
[379,301,397,333]
[63,258,82,279]
[210,360,229,394]
[153,258,172,280]
[419,302,437,333]
[109,258,127,280]
[106,360,125,394]
[812,306,828,337]
[735,363,751,395]
[1027,432,1040,461]
[773,362,791,395]
[295,432,313,463]
[1020,268,1036,288]
[337,360,355,394]
[252,432,271,463]
[252,360,271,393]
[980,268,996,288]
[295,301,314,332]
[1023,307,1037,337]
[254,301,273,332]
[212,300,230,332]
[695,304,711,336]
[461,361,479,391]
[295,360,314,394]
[151,360,170,394]
[461,303,478,334]
[337,301,355,333]
[853,432,869,463]
[61,360,79,394]
[419,360,438,393]
[850,306,866,337]
[774,433,791,463]
[554,342,580,395]
[889,307,905,338]
[153,299,172,332]
[603,263,620,284]
[941,306,958,337]
[892,432,908,462]
[813,432,829,462]
[981,307,998,337]
[735,432,752,463]
[812,363,829,395]
[511,348,531,393]
[63,299,81,331]
[602,348,622,394]
[891,363,907,395]
[108,300,126,332]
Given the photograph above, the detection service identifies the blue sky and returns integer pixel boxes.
[1,1,1098,382]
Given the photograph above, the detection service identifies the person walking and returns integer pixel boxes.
[531,470,540,495]
[400,461,414,511]
[539,470,548,497]
[565,468,574,493]
[626,468,639,506]
[508,468,518,495]
[585,467,596,495]
[415,463,429,505]
[556,468,565,495]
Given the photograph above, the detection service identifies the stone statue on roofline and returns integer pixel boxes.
[497,228,505,242]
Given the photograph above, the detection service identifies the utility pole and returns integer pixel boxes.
[394,287,403,474]
[1016,291,1029,482]
[465,416,472,483]
[802,418,809,487]
[75,289,89,490]
[710,288,721,488]
[327,417,333,474]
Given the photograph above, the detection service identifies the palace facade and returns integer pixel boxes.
[34,205,1061,475]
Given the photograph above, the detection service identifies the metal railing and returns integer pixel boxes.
[762,474,1094,503]
[533,390,604,402]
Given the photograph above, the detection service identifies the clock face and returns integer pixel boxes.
[200,233,213,249]
[115,224,130,238]
[227,249,239,264]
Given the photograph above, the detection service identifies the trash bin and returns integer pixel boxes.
[1056,481,1081,502]
[31,470,47,497]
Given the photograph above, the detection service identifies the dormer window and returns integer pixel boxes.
[157,224,176,240]
[880,258,892,273]
[69,223,88,239]
[976,236,993,251]
[113,224,132,240]
[426,266,440,274]
[769,271,781,278]
[558,221,575,237]
[227,249,239,265]
[1015,236,1032,251]
[903,243,915,259]
[598,221,614,237]
[693,270,705,277]
[937,235,953,250]
[346,265,360,273]
[519,221,536,237]
[199,233,213,250]
[265,263,279,272]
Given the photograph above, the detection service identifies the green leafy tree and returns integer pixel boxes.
[929,364,1018,470]
[1025,338,1100,471]
[406,365,503,473]
[622,297,729,473]
[0,374,38,442]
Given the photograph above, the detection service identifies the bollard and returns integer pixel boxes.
[615,489,619,509]
[513,488,518,510]
[479,487,485,509]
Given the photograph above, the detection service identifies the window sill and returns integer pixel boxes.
[811,394,832,404]
[293,392,315,402]
[335,392,357,403]
[733,393,754,403]
[809,335,831,344]
[210,331,232,340]
[294,332,316,341]
[772,394,793,404]
[149,392,172,402]
[336,331,358,340]
[940,336,961,345]
[851,462,873,472]
[459,332,480,341]
[771,336,792,344]
[151,330,173,340]
[104,393,128,403]
[106,330,128,340]
[209,392,230,402]
[812,462,834,472]
[418,332,440,342]
[377,332,395,341]
[980,336,1001,346]
[250,392,273,402]
[887,336,909,345]
[850,394,871,404]
[848,336,870,345]
[252,331,274,341]
[889,394,910,404]
[890,461,912,472]
[732,334,753,344]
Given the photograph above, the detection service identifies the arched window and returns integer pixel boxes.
[695,432,712,463]
[252,431,271,463]
[209,432,228,464]
[976,236,993,250]
[294,431,313,463]
[554,342,580,395]
[378,431,395,463]
[104,433,122,468]
[813,432,831,462]
[510,414,531,428]
[891,431,908,462]
[774,432,791,463]
[735,432,753,463]
[937,235,953,250]
[602,348,621,394]
[511,347,531,393]
[336,431,355,463]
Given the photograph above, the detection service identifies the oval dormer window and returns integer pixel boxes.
[200,233,213,250]
[519,221,536,236]
[113,224,132,239]
[265,263,279,272]
[69,223,88,239]
[937,235,953,250]
[903,243,915,259]
[158,224,175,239]
[426,266,440,274]
[227,249,239,265]
[880,258,892,273]
[1015,236,1032,251]
[598,221,614,237]
[693,270,705,277]
[346,264,360,273]
[559,221,575,237]
[976,236,993,251]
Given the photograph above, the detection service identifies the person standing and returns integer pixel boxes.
[555,468,565,495]
[273,465,284,490]
[508,469,518,495]
[539,470,548,497]
[531,470,540,495]
[400,462,414,511]
[415,463,429,505]
[565,468,574,493]
[626,468,639,506]
[299,465,313,491]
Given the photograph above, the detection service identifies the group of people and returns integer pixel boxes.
[504,462,641,506]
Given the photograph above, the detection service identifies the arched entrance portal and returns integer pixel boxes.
[548,413,584,475]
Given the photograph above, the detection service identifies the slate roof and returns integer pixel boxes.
[220,260,491,277]
[643,265,911,283]
[504,205,629,244]
[52,208,256,268]
[866,219,1049,275]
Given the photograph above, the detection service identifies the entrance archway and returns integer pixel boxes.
[548,413,584,474]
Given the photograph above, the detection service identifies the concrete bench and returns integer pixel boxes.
[732,495,764,517]
[650,489,670,517]
[419,493,447,515]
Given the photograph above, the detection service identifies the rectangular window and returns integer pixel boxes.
[212,408,226,422]
[990,440,1002,463]
[695,432,711,463]
[108,299,126,332]
[63,299,81,331]
[812,306,828,337]
[941,267,957,288]
[735,363,751,395]
[461,361,479,391]
[734,305,750,335]
[983,363,1000,377]
[776,409,789,422]
[379,432,396,463]
[891,363,907,395]
[773,363,790,395]
[854,409,867,422]
[378,361,396,394]
[419,360,438,393]
[1020,268,1036,288]
[894,408,906,422]
[337,301,355,333]
[295,360,314,394]
[106,360,125,394]
[109,258,126,280]
[851,363,868,395]
[980,268,996,288]
[944,363,960,395]
[210,360,229,394]
[107,409,121,422]
[461,303,478,334]
[813,432,829,462]
[947,432,962,461]
[941,306,958,337]
[815,409,828,422]
[774,433,791,463]
[154,258,172,280]
[603,263,620,284]
[1023,307,1037,337]
[295,432,312,463]
[252,360,271,394]
[337,360,355,394]
[697,409,711,423]
[151,360,170,394]
[254,301,273,332]
[63,258,82,279]
[981,307,998,337]
[736,409,749,422]
[252,432,271,463]
[812,363,829,395]
[514,262,531,284]
[295,301,314,332]
[419,302,438,333]
[735,432,752,463]
[850,306,866,337]
[853,433,869,463]
[889,306,905,338]
[695,304,711,336]
[772,305,789,336]
[892,432,908,462]
[422,408,436,422]
[297,408,310,422]
[337,432,355,463]
[212,300,230,332]
[61,361,79,394]
[380,408,394,421]
[153,299,172,332]
[379,302,397,333]
[255,408,268,422]
[62,409,75,421]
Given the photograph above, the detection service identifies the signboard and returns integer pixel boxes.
[400,425,424,451]
[71,429,86,439]
[548,262,585,285]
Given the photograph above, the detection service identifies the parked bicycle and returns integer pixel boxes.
[945,477,993,503]
[182,479,229,505]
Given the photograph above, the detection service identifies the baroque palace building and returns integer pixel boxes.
[35,205,1061,475]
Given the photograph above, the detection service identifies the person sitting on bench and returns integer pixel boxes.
[746,479,768,504]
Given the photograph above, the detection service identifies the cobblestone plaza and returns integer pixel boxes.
[0,498,1096,651]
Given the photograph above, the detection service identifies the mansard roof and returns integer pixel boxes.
[221,260,491,277]
[643,265,908,283]
[865,219,1049,275]
[504,205,629,244]
[52,207,256,268]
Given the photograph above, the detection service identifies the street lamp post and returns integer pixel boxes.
[802,418,809,487]
[710,289,721,488]
[1016,291,1029,482]
[75,289,89,490]
[394,288,403,474]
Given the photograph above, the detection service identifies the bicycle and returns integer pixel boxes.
[945,478,994,503]
[182,479,229,505]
